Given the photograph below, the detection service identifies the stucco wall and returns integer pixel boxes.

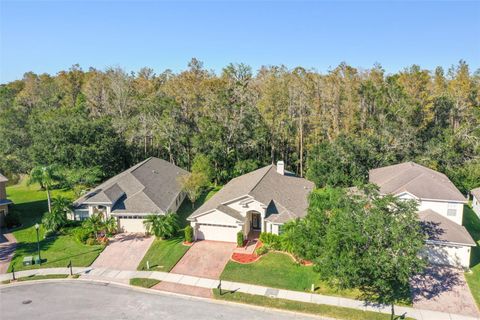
[195,209,239,226]
[472,195,480,218]
[423,243,471,269]
[0,181,6,200]
[418,200,464,225]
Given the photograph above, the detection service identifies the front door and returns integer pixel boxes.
[251,213,261,230]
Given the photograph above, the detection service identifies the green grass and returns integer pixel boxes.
[464,205,480,308]
[1,274,70,284]
[130,277,160,288]
[212,289,413,320]
[137,237,190,272]
[221,252,360,299]
[6,179,104,272]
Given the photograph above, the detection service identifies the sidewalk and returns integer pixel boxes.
[1,267,478,320]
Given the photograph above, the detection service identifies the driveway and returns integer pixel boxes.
[91,233,153,271]
[411,265,480,317]
[0,232,16,274]
[170,240,236,279]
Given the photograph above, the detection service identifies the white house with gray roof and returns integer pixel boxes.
[73,157,189,233]
[187,161,314,242]
[370,162,475,269]
[471,187,480,218]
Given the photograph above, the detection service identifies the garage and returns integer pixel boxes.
[196,223,238,242]
[423,243,472,269]
[117,216,147,233]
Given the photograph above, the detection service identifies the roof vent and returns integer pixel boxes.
[277,161,285,175]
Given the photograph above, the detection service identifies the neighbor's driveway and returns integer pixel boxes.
[91,233,153,271]
[0,232,16,274]
[170,240,236,279]
[411,265,480,317]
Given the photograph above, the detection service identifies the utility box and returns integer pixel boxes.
[23,256,33,266]
[34,255,41,265]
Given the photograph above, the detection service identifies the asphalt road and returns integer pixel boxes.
[0,281,318,320]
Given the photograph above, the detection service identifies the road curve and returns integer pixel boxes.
[0,281,320,320]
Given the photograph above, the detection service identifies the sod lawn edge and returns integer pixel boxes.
[1,274,72,284]
[129,278,161,288]
[212,289,413,320]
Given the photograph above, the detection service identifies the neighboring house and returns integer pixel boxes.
[471,187,480,218]
[73,157,189,233]
[0,173,13,228]
[187,161,314,242]
[370,162,475,269]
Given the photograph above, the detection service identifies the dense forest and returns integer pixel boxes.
[1,59,479,192]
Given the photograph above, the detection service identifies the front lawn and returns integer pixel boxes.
[221,252,360,299]
[6,180,104,271]
[212,289,413,320]
[464,205,480,308]
[137,237,189,272]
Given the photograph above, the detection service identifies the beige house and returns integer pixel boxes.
[370,162,475,269]
[471,187,480,218]
[187,161,314,242]
[73,157,189,233]
[0,173,13,228]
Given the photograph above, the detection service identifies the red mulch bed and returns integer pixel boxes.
[231,241,263,264]
[301,260,313,266]
[183,241,194,246]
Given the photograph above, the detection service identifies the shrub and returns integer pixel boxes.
[259,232,281,250]
[237,231,244,247]
[5,210,21,228]
[86,238,98,246]
[256,245,269,256]
[44,230,57,239]
[74,227,92,244]
[184,225,193,243]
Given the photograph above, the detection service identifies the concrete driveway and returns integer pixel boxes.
[411,265,480,317]
[170,240,236,279]
[91,233,153,271]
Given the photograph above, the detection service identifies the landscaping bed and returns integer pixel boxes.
[212,289,413,320]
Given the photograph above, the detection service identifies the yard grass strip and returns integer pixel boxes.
[212,289,413,320]
[1,274,71,284]
[137,237,190,272]
[130,278,160,288]
[464,205,480,309]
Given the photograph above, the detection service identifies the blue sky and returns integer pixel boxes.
[1,1,479,83]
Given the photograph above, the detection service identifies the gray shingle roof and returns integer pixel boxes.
[189,165,314,223]
[419,209,476,246]
[369,162,466,202]
[0,173,8,183]
[471,187,480,201]
[75,157,189,214]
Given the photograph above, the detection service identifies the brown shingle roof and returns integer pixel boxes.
[369,162,466,202]
[419,209,476,246]
[0,173,8,183]
[189,165,314,223]
[75,157,189,214]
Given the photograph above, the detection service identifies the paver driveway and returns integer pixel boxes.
[411,265,480,317]
[91,233,153,271]
[170,240,236,279]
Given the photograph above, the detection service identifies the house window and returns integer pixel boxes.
[447,203,457,216]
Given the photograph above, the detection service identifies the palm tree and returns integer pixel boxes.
[143,213,179,239]
[42,196,71,232]
[28,165,62,212]
[82,213,104,239]
[104,216,118,235]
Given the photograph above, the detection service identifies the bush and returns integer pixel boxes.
[86,238,98,246]
[5,210,21,228]
[44,230,58,239]
[259,232,281,250]
[256,245,269,256]
[184,225,193,243]
[74,227,92,244]
[237,231,244,247]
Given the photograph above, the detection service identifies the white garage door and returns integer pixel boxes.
[196,223,238,242]
[423,244,471,268]
[118,216,147,233]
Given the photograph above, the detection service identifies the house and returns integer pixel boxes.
[471,187,480,218]
[0,173,13,228]
[73,157,189,233]
[370,162,475,269]
[187,161,314,242]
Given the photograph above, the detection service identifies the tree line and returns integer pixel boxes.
[1,59,478,191]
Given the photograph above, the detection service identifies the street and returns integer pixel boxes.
[0,281,318,320]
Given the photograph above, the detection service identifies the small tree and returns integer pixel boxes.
[104,216,118,235]
[179,172,206,208]
[184,225,193,243]
[236,231,244,247]
[82,213,104,239]
[61,166,102,197]
[42,196,71,232]
[143,213,179,239]
[28,165,62,212]
[191,154,214,185]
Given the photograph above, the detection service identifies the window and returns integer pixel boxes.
[447,203,457,216]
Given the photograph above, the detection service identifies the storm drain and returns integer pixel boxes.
[22,300,32,305]
[265,288,279,298]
